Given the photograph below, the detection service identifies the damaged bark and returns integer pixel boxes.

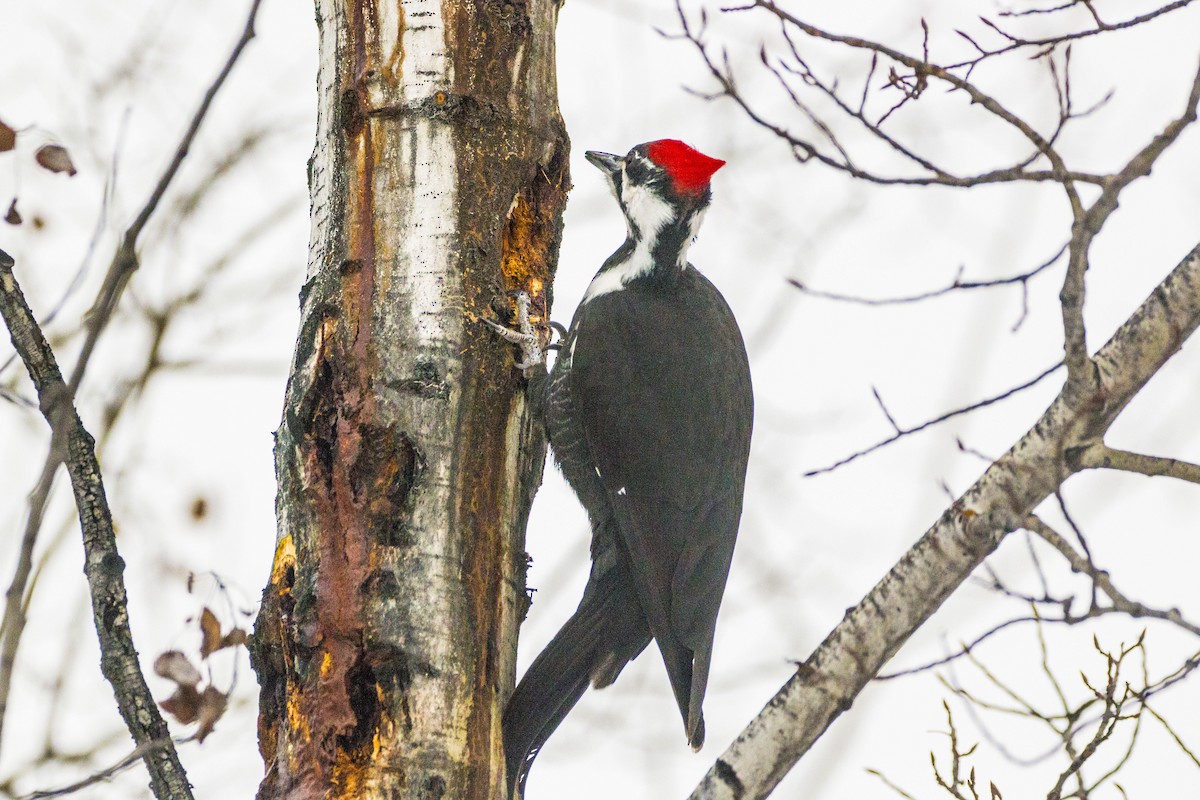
[251,1,569,798]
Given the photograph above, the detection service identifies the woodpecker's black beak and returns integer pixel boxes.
[584,150,622,176]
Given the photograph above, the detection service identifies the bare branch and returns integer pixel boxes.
[1141,701,1200,769]
[0,0,264,750]
[866,767,921,800]
[804,361,1062,476]
[1074,444,1200,484]
[21,736,190,800]
[878,616,1040,680]
[0,451,58,743]
[970,1,1195,66]
[870,386,902,434]
[689,241,1200,800]
[788,242,1066,333]
[1024,515,1200,637]
[1045,639,1135,800]
[1061,53,1200,387]
[0,249,192,798]
[684,1,1092,194]
[76,0,265,365]
[931,702,982,800]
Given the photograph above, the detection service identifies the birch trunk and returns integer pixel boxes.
[250,2,568,797]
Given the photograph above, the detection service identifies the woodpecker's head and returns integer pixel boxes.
[585,140,725,244]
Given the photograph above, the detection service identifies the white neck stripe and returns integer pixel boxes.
[582,172,689,303]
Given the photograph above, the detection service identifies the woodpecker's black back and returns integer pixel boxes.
[503,141,752,797]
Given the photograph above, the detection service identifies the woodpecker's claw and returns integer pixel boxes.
[545,321,569,352]
[486,290,545,370]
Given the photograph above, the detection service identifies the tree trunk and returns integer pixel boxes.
[250,1,568,797]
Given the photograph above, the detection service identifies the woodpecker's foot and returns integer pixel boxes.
[486,290,545,371]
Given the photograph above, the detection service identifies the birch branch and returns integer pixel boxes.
[1074,444,1200,485]
[690,241,1200,800]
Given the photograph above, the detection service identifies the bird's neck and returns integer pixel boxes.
[582,202,706,304]
[635,207,705,273]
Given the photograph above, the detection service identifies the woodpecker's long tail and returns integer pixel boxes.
[503,564,650,798]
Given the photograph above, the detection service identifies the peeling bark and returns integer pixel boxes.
[251,1,568,797]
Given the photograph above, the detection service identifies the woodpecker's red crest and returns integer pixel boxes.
[645,139,726,195]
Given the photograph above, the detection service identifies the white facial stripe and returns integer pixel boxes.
[581,245,653,302]
[618,168,674,240]
[581,156,695,304]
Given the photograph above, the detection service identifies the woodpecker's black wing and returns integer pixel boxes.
[569,268,753,745]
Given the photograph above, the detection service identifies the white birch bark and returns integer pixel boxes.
[253,2,569,798]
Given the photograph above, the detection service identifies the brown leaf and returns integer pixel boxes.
[220,627,248,650]
[199,607,222,659]
[195,685,228,742]
[160,684,203,725]
[154,650,202,688]
[4,198,19,225]
[190,496,209,521]
[0,120,15,153]
[34,144,76,176]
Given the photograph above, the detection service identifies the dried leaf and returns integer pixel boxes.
[220,627,248,650]
[0,120,15,153]
[4,198,20,225]
[34,144,77,176]
[190,496,209,521]
[195,686,228,742]
[154,649,203,687]
[160,684,203,725]
[199,607,222,658]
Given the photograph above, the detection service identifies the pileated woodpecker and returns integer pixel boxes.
[500,140,753,796]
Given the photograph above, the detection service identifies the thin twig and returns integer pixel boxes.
[21,736,191,800]
[788,242,1066,331]
[680,1,1098,192]
[965,1,1193,67]
[804,361,1063,476]
[866,767,921,800]
[0,249,192,797]
[1025,515,1200,637]
[1061,53,1200,389]
[75,0,266,377]
[877,616,1040,679]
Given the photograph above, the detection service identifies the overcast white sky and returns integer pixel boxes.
[1,0,1198,798]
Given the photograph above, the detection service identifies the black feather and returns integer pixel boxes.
[503,519,651,797]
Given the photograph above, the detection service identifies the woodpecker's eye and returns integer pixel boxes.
[623,156,652,185]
